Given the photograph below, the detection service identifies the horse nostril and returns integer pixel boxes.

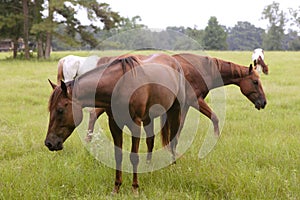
[45,140,52,148]
[262,100,267,108]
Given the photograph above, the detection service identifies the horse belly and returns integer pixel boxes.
[131,84,177,120]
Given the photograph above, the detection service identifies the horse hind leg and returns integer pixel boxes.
[167,104,181,164]
[57,59,65,84]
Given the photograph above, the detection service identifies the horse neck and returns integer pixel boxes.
[73,66,124,108]
[216,59,248,87]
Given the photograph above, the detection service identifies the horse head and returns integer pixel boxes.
[45,80,83,151]
[252,48,268,75]
[254,55,269,75]
[240,64,267,110]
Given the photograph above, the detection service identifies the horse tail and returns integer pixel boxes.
[57,58,64,84]
[160,113,170,147]
[171,57,185,108]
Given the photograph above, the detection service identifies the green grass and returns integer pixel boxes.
[0,51,299,199]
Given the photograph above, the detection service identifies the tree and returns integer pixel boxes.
[0,1,123,59]
[203,16,227,50]
[261,2,286,50]
[289,6,300,32]
[30,1,123,59]
[227,21,265,50]
[0,0,23,58]
[185,26,204,48]
[284,30,300,50]
[288,6,300,50]
[119,16,145,31]
[22,0,30,59]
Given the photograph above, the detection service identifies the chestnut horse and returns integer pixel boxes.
[170,53,267,146]
[57,55,153,142]
[85,53,268,161]
[45,53,185,195]
[57,55,113,141]
[142,53,268,158]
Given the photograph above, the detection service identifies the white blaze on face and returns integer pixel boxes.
[252,48,264,74]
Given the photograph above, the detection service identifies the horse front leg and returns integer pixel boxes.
[85,108,105,142]
[108,116,123,194]
[129,121,141,196]
[197,98,220,136]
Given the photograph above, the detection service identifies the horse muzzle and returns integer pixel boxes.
[44,138,63,151]
[255,99,267,110]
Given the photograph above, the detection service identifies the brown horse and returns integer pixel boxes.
[56,55,115,142]
[171,53,267,144]
[86,55,149,142]
[86,53,268,161]
[45,53,185,195]
[143,53,268,159]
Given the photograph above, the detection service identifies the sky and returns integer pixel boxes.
[101,0,299,30]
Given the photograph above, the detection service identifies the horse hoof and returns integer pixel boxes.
[214,130,220,137]
[132,187,139,197]
[111,186,119,195]
[85,136,92,143]
[85,132,93,143]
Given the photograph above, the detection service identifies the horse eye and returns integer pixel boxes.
[253,80,258,85]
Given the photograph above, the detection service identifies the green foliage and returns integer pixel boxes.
[282,30,300,50]
[0,0,23,33]
[261,2,286,50]
[97,28,203,50]
[46,1,122,49]
[0,0,124,58]
[203,17,228,50]
[289,6,300,30]
[1,1,300,55]
[227,21,265,50]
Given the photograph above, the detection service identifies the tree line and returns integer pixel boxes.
[0,0,124,59]
[0,1,300,59]
[107,2,299,52]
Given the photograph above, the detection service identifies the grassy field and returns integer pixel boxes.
[0,50,299,199]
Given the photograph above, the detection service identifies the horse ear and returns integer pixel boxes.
[60,80,68,97]
[249,64,253,74]
[48,79,57,90]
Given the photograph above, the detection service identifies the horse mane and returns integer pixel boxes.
[78,55,141,81]
[48,88,62,112]
[212,57,247,78]
[108,55,141,74]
